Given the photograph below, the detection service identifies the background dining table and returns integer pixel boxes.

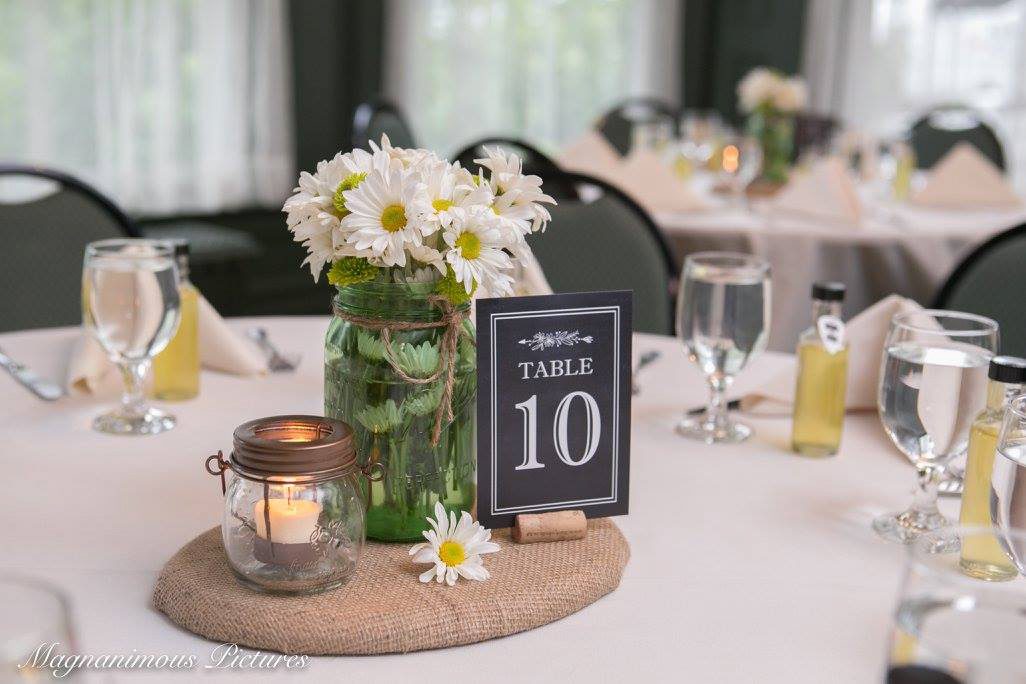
[653,189,1026,352]
[0,316,958,682]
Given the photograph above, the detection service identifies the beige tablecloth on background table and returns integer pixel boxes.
[0,317,950,682]
[656,200,1026,351]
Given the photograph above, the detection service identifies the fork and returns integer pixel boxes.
[246,327,300,372]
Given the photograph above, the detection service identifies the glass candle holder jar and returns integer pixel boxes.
[206,415,380,595]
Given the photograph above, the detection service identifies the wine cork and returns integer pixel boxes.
[512,510,587,544]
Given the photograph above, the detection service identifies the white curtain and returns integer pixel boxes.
[0,0,294,215]
[803,0,1026,192]
[385,0,681,155]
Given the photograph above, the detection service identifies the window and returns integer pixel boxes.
[807,0,1026,190]
[0,0,294,215]
[385,0,680,155]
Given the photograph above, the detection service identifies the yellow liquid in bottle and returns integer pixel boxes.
[791,342,848,457]
[959,420,1017,581]
[152,282,200,401]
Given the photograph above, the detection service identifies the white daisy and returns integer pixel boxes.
[371,133,440,171]
[409,502,500,586]
[443,209,514,296]
[341,158,430,268]
[475,147,556,237]
[283,148,377,279]
[413,161,488,232]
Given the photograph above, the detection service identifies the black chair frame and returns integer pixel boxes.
[452,136,560,172]
[0,163,139,237]
[933,221,1026,308]
[910,106,1007,171]
[540,169,680,328]
[597,97,680,132]
[351,97,416,150]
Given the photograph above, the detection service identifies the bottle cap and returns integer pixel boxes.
[812,281,846,301]
[989,356,1026,383]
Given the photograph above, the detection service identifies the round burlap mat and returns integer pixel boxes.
[153,519,629,655]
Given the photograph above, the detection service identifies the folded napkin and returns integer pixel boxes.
[558,129,623,184]
[772,156,862,225]
[912,142,1021,209]
[616,148,711,213]
[68,292,268,393]
[741,294,922,415]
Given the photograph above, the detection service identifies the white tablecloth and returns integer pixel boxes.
[0,317,951,682]
[655,198,1026,351]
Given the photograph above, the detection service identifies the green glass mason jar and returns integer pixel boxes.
[746,107,795,185]
[324,281,476,542]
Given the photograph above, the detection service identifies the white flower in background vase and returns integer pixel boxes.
[736,67,783,113]
[342,158,431,268]
[410,501,500,586]
[443,208,515,297]
[475,147,555,238]
[772,77,808,113]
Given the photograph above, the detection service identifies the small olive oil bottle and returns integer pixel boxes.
[958,356,1026,581]
[152,242,200,401]
[791,282,848,457]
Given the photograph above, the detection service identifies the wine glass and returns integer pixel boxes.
[886,525,1026,683]
[82,239,181,435]
[676,252,771,443]
[874,311,998,543]
[1,576,75,679]
[717,134,762,206]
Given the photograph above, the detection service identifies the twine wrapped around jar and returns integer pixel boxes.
[331,294,472,445]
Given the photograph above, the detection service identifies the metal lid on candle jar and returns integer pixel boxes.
[230,415,360,483]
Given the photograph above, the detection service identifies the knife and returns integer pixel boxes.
[0,347,65,401]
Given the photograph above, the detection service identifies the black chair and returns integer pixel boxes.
[596,97,680,156]
[452,137,578,201]
[933,222,1026,355]
[910,106,1006,171]
[527,170,678,335]
[351,98,417,150]
[794,113,839,159]
[0,164,138,331]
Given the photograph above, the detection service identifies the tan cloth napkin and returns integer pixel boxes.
[912,142,1021,209]
[742,294,922,415]
[772,156,862,225]
[558,129,623,184]
[68,293,268,393]
[616,148,711,213]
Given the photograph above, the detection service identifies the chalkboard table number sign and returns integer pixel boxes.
[476,291,632,529]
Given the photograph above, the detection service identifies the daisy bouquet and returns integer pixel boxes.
[284,135,555,303]
[287,137,555,542]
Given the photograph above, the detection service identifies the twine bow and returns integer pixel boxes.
[332,295,470,446]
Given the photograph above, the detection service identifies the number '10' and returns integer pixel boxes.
[514,392,602,470]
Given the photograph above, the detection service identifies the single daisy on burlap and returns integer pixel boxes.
[409,501,499,586]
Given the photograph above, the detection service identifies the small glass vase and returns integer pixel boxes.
[324,281,476,542]
[746,107,794,185]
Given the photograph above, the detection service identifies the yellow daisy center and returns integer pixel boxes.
[454,232,482,260]
[438,540,466,567]
[380,204,407,232]
[432,198,454,213]
[490,204,500,215]
[332,172,366,217]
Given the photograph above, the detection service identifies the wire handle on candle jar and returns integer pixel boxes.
[206,451,230,495]
[361,448,384,483]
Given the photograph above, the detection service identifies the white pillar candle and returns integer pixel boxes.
[254,497,322,545]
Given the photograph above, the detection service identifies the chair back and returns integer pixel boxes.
[528,170,677,334]
[596,97,679,156]
[0,164,137,332]
[910,106,1006,171]
[452,137,578,201]
[352,98,417,150]
[933,222,1026,355]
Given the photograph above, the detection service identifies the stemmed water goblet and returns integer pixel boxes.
[874,310,998,543]
[676,252,771,444]
[82,239,181,435]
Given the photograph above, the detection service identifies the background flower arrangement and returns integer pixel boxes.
[737,67,808,184]
[286,137,556,542]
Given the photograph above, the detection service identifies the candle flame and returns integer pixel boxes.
[722,145,740,174]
